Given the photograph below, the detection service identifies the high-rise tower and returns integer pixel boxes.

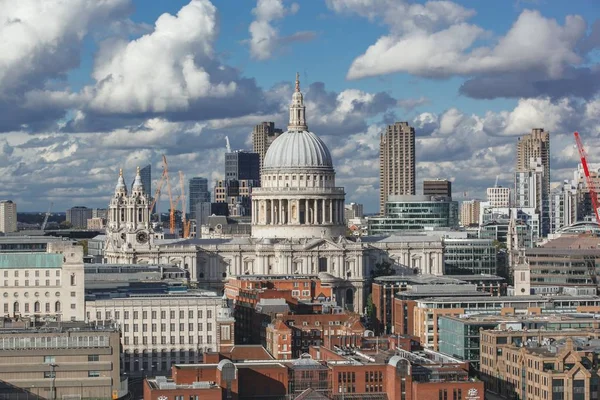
[379,122,415,215]
[252,122,283,177]
[516,129,550,235]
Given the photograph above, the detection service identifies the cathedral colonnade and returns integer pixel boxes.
[251,198,346,226]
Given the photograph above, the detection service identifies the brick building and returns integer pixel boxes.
[266,313,365,359]
[224,275,335,345]
[144,343,483,400]
[480,328,600,399]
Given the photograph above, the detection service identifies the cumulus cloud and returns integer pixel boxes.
[248,0,315,60]
[88,0,237,113]
[327,1,598,100]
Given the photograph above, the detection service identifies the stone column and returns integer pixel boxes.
[328,199,333,224]
[269,199,274,225]
[321,199,326,224]
[314,199,319,224]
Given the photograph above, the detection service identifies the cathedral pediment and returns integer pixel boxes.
[302,238,345,251]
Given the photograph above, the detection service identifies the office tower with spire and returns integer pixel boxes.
[379,122,416,214]
[516,129,550,235]
[252,122,284,177]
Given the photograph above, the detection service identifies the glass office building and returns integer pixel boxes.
[368,195,458,234]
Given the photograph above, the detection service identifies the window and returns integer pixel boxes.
[207,335,212,344]
[198,323,203,331]
[70,274,75,286]
[24,303,29,312]
[179,310,184,319]
[207,323,212,331]
[142,311,147,319]
[3,304,7,313]
[34,301,40,312]
[54,301,61,312]
[133,311,138,319]
[124,311,129,319]
[70,292,76,297]
[71,304,76,310]
[88,355,99,362]
[152,324,157,332]
[56,270,60,277]
[188,310,194,318]
[188,323,194,331]
[88,371,100,377]
[161,311,166,319]
[44,356,56,364]
[45,280,49,286]
[152,311,157,319]
[207,310,212,319]
[170,336,175,344]
[44,371,56,379]
[115,311,120,319]
[170,311,175,319]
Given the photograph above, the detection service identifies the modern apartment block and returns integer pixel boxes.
[379,122,416,214]
[0,242,85,321]
[517,129,551,235]
[0,200,16,233]
[252,121,283,176]
[66,206,93,229]
[0,318,122,400]
[459,199,480,226]
[423,179,452,198]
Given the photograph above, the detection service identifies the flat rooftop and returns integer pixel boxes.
[416,294,600,303]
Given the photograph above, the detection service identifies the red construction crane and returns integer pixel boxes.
[574,131,600,223]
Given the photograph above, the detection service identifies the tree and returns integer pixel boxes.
[76,240,89,256]
[371,260,395,279]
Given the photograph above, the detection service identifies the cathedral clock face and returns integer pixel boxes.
[136,231,149,244]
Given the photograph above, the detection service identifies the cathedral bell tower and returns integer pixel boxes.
[105,167,160,263]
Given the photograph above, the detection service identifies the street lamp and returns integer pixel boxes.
[49,363,58,400]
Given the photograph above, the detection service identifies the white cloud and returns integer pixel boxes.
[0,0,131,93]
[248,0,314,60]
[88,0,237,113]
[346,10,585,80]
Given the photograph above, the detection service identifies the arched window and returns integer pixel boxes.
[70,274,76,286]
[55,301,61,313]
[13,302,19,313]
[34,301,40,312]
[24,303,29,313]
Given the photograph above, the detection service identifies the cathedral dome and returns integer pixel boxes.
[263,130,332,170]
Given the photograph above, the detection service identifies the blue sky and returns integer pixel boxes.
[1,0,600,212]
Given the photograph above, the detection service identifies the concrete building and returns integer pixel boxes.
[0,318,122,400]
[486,187,511,207]
[0,201,17,233]
[214,179,258,217]
[379,122,415,215]
[66,206,93,229]
[423,179,452,198]
[87,218,105,230]
[344,203,364,222]
[517,129,550,202]
[526,234,600,289]
[480,327,600,399]
[551,179,578,233]
[459,199,480,227]
[225,151,260,182]
[515,157,550,236]
[368,195,458,234]
[252,121,283,176]
[0,242,85,321]
[188,177,211,224]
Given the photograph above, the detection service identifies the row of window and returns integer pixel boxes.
[2,291,76,298]
[122,335,212,345]
[44,355,99,363]
[3,280,60,288]
[90,309,213,321]
[3,301,74,313]
[3,270,59,278]
[122,322,212,333]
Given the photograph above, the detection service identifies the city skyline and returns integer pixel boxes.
[1,0,599,212]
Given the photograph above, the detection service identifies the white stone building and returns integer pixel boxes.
[103,75,445,313]
[85,292,234,375]
[0,242,85,321]
[0,200,17,233]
